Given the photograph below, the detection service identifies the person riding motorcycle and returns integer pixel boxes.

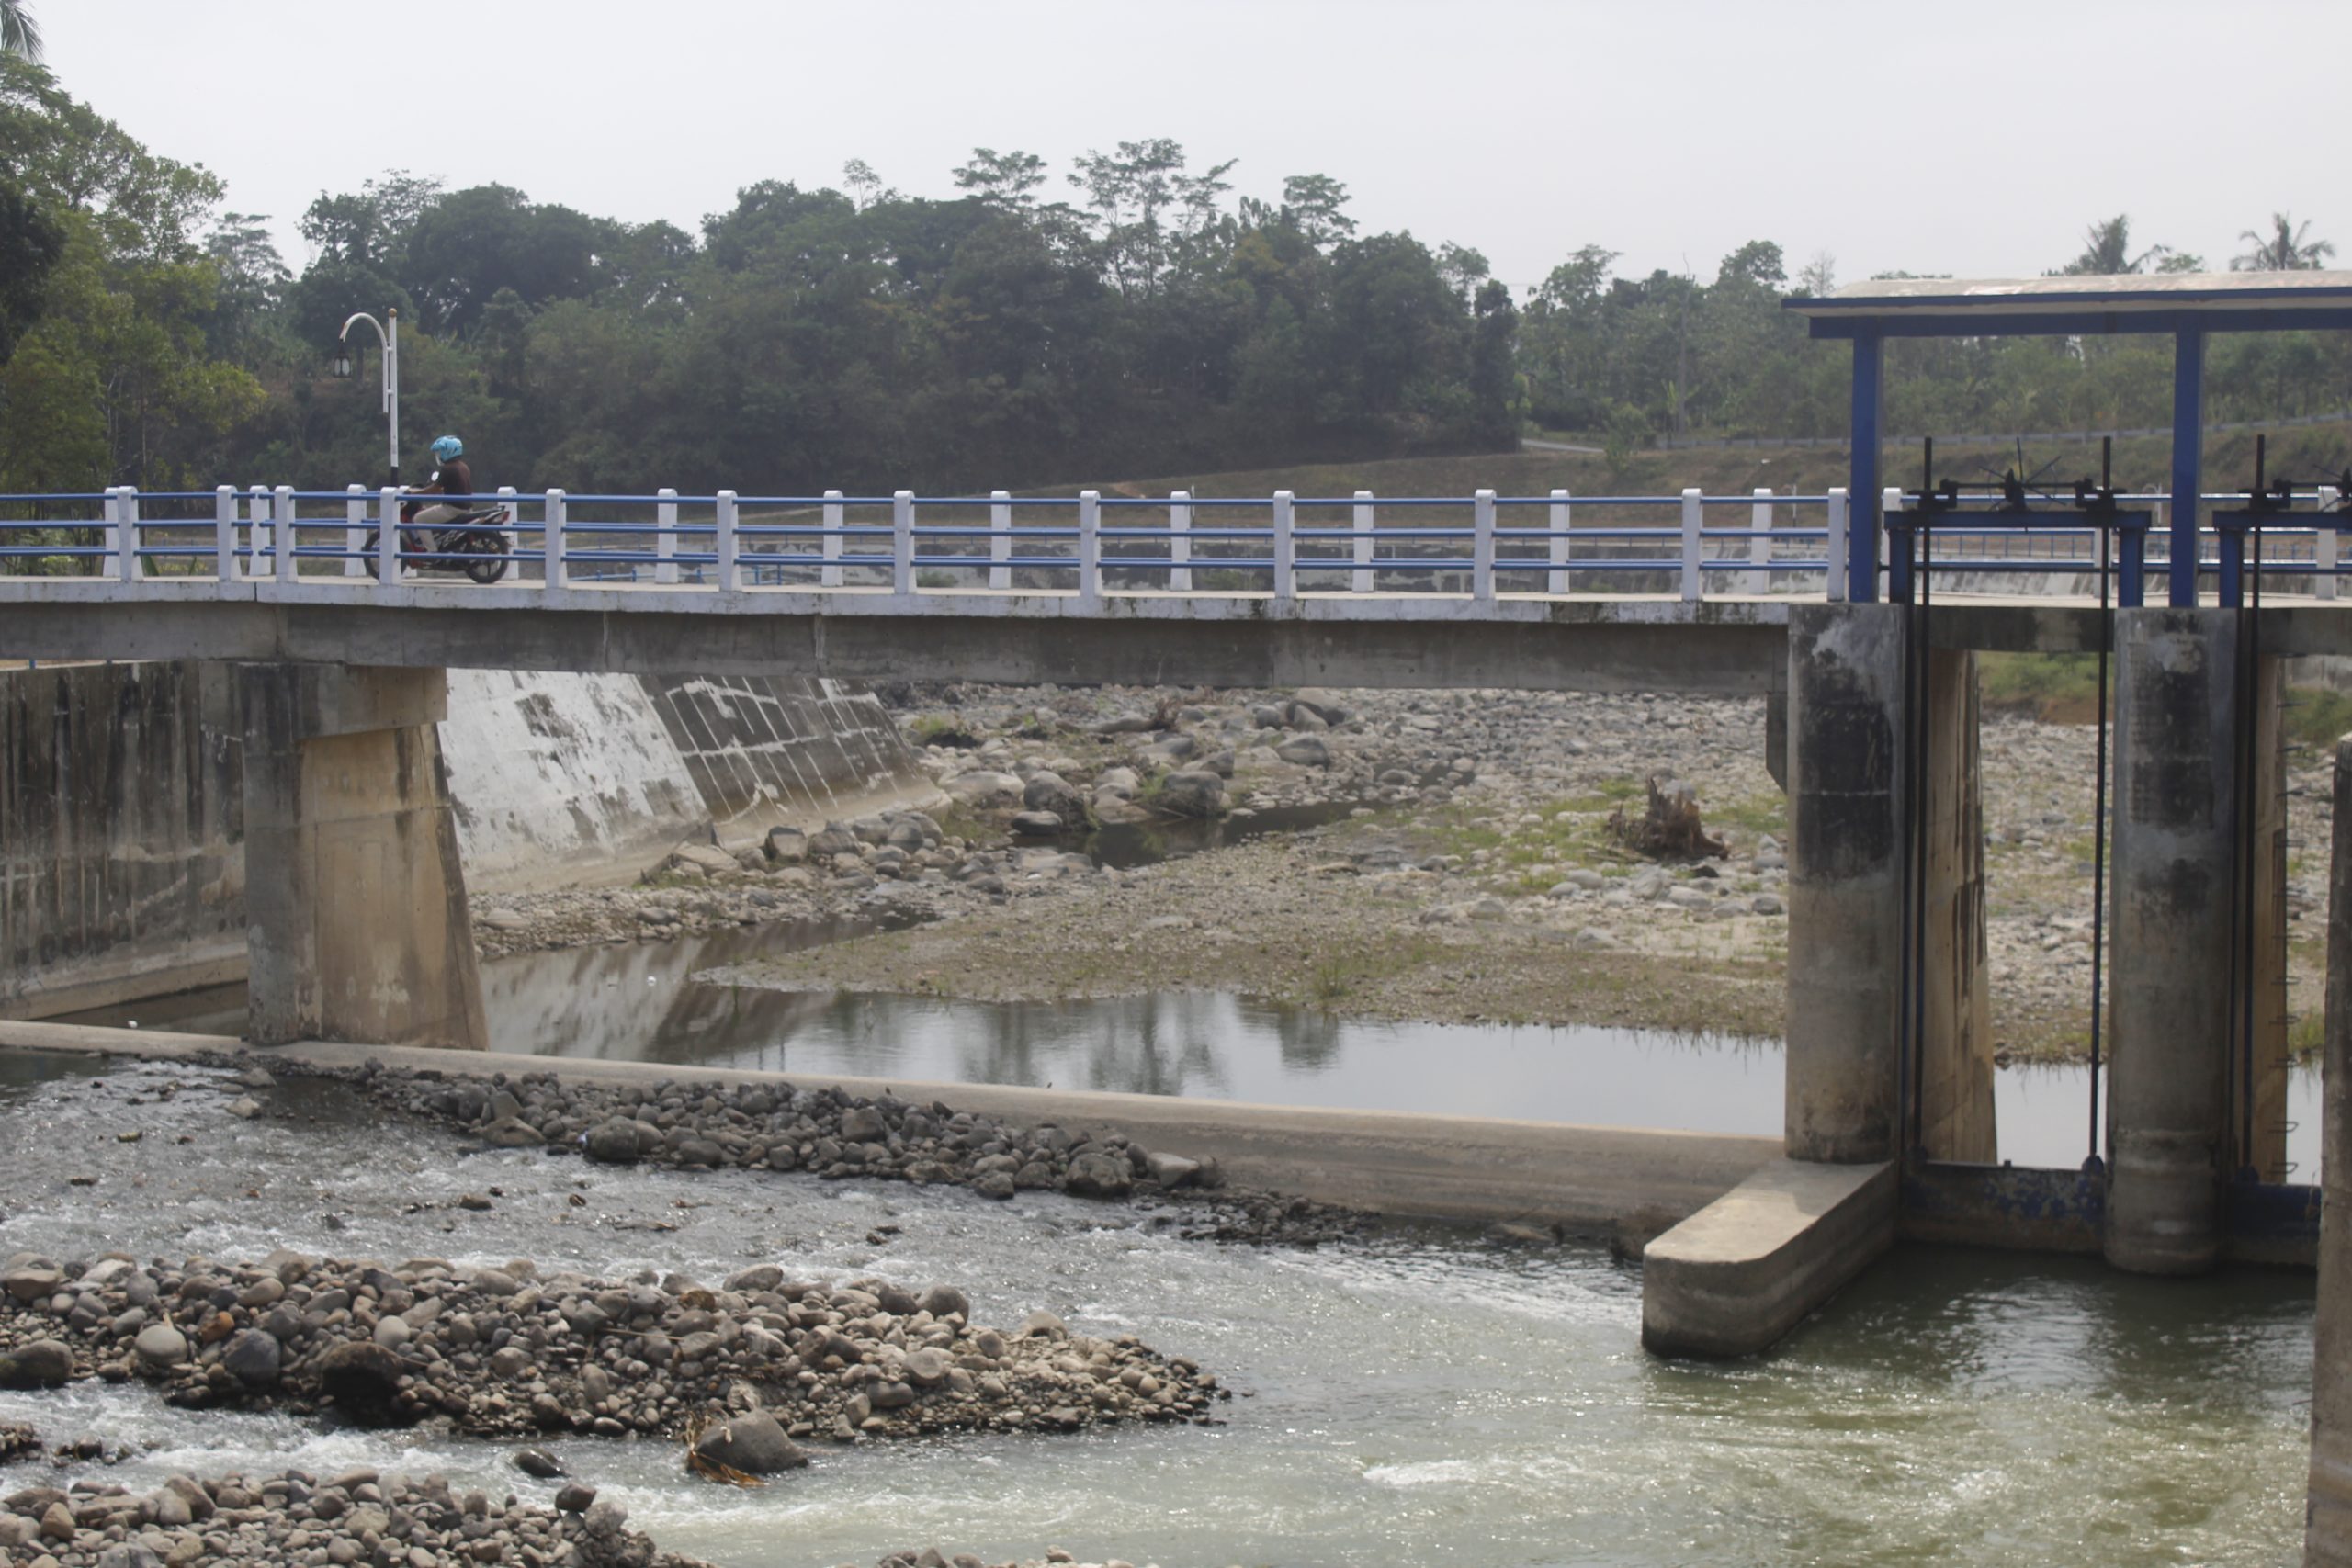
[404,435,474,528]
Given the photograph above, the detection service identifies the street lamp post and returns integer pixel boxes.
[334,308,400,487]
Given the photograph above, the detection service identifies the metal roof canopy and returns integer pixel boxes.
[1782,271,2352,604]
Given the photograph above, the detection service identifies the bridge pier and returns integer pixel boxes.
[241,663,485,1051]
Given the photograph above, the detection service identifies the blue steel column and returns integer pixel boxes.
[2169,329,2205,606]
[1849,331,1884,603]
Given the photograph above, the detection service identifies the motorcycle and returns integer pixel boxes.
[361,499,514,584]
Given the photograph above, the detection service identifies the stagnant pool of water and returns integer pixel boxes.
[0,1055,2317,1567]
[67,920,2324,1177]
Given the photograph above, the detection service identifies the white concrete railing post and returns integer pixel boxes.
[1352,490,1375,592]
[1826,488,1849,603]
[1750,486,1773,592]
[248,485,271,575]
[822,490,844,588]
[1548,489,1571,595]
[1882,486,1900,597]
[274,486,298,583]
[989,490,1012,590]
[2321,486,2342,603]
[892,491,915,595]
[114,487,140,582]
[1170,491,1193,592]
[656,487,679,586]
[716,491,740,592]
[497,486,520,584]
[544,489,567,587]
[1679,488,1703,602]
[97,488,119,580]
[1473,489,1497,600]
[1272,491,1295,601]
[377,488,401,584]
[344,484,368,577]
[1078,491,1102,603]
[214,486,239,585]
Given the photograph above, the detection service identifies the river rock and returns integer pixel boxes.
[664,842,740,878]
[1022,771,1092,829]
[725,1264,785,1295]
[1144,1152,1203,1189]
[915,1284,969,1321]
[515,1448,567,1478]
[1011,810,1065,836]
[481,1115,546,1147]
[1062,1153,1134,1199]
[584,1120,642,1163]
[808,823,862,858]
[943,770,1023,807]
[0,1338,74,1386]
[693,1410,808,1474]
[1155,770,1227,818]
[763,826,808,863]
[133,1324,188,1366]
[1275,735,1331,767]
[221,1328,281,1386]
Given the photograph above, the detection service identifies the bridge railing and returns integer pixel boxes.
[0,484,1860,605]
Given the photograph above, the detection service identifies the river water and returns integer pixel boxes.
[68,921,2327,1178]
[0,1054,2317,1567]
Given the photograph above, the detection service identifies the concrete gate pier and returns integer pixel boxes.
[2105,610,2238,1274]
[241,663,485,1051]
[1645,604,1911,1355]
[2308,735,2352,1564]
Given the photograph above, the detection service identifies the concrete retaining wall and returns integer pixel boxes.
[0,662,928,1016]
[0,662,246,1018]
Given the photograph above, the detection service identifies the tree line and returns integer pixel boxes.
[2,52,2346,501]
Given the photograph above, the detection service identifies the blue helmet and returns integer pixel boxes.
[430,434,463,462]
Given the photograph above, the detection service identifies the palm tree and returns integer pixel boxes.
[2233,212,2336,272]
[0,0,40,62]
[2060,215,2172,276]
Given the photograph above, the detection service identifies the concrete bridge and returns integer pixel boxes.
[8,488,2352,1559]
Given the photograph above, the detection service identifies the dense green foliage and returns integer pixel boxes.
[2,61,2347,497]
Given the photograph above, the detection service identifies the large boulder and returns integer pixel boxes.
[1063,1152,1135,1199]
[662,842,740,878]
[316,1340,412,1424]
[807,822,862,858]
[1155,770,1227,818]
[1275,735,1331,767]
[693,1411,808,1474]
[1291,689,1351,726]
[583,1121,641,1164]
[1022,771,1092,829]
[0,1339,74,1387]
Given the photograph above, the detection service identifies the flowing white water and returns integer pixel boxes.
[0,1055,2315,1567]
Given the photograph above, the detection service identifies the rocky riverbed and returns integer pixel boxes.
[0,1462,707,1567]
[0,1244,1219,1448]
[469,680,2337,1065]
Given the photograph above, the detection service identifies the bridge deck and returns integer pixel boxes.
[4,581,2347,689]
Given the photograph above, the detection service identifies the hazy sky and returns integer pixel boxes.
[40,0,2347,296]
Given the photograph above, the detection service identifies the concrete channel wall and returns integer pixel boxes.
[0,661,930,1017]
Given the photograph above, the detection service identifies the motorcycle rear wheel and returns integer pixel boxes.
[462,530,511,585]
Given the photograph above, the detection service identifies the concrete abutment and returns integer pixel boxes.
[242,663,485,1051]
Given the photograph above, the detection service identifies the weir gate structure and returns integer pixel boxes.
[8,271,2352,1560]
